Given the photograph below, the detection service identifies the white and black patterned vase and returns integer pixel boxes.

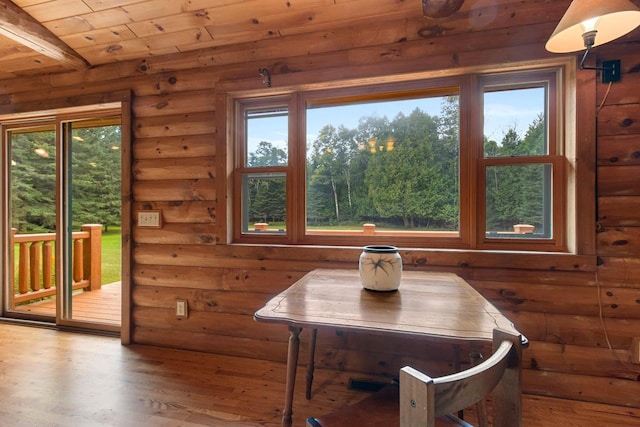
[358,245,402,291]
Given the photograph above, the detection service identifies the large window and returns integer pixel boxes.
[232,69,565,251]
[305,89,460,238]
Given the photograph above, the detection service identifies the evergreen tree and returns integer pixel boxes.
[10,130,57,233]
[9,124,122,233]
[70,125,122,232]
[246,141,287,225]
[484,117,546,233]
[249,140,288,166]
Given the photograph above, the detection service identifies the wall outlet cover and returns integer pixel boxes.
[632,337,640,365]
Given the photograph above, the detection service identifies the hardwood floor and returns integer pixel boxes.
[0,323,639,426]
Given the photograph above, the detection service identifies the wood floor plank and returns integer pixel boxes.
[14,282,121,324]
[0,323,639,426]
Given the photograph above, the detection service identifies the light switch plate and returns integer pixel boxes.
[176,299,188,319]
[138,210,162,228]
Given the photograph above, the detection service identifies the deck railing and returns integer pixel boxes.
[10,224,102,308]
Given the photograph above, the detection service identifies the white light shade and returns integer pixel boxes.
[546,0,640,53]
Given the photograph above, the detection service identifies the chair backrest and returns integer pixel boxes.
[399,328,522,427]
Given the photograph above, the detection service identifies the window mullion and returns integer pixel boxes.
[461,74,479,249]
[289,94,303,243]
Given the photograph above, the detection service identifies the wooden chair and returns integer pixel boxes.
[306,328,522,427]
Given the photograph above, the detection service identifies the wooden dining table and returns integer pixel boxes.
[254,268,524,427]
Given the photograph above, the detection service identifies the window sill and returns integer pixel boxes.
[224,243,597,273]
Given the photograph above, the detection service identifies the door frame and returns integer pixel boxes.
[0,91,132,344]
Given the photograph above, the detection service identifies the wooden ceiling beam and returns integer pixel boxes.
[0,0,89,70]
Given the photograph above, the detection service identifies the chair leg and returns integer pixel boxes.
[453,344,464,420]
[470,351,489,427]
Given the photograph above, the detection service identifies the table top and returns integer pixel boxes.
[254,268,520,343]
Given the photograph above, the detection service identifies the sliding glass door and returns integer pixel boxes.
[63,118,122,326]
[3,114,122,332]
[6,124,58,319]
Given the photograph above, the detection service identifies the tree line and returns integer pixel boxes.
[10,125,121,233]
[247,97,547,233]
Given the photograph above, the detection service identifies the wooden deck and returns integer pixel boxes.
[16,283,121,325]
[0,323,638,427]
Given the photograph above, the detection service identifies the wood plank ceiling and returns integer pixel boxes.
[0,0,450,81]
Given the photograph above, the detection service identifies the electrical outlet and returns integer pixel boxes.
[138,210,162,228]
[632,337,640,364]
[176,299,188,319]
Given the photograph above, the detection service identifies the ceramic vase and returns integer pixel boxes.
[358,245,402,291]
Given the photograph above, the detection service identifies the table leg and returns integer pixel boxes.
[305,328,318,400]
[282,326,302,427]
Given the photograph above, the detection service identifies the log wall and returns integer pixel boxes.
[1,1,639,410]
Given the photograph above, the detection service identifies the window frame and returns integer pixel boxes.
[297,77,471,248]
[233,95,298,244]
[476,71,566,251]
[226,67,570,252]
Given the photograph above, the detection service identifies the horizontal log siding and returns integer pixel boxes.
[592,45,640,409]
[0,0,639,410]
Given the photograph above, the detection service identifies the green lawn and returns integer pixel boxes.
[101,226,121,285]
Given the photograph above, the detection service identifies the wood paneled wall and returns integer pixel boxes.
[1,1,639,410]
